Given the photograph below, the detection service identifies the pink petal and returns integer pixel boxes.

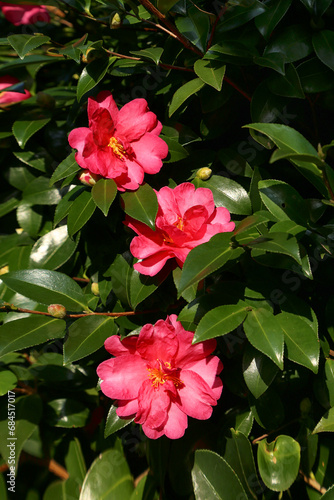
[133,252,172,276]
[156,187,180,225]
[174,184,216,218]
[183,356,223,389]
[97,354,147,400]
[130,133,168,174]
[135,379,170,429]
[208,206,235,232]
[104,335,138,356]
[175,330,217,367]
[116,99,160,141]
[130,233,165,259]
[88,92,119,124]
[176,370,217,420]
[90,107,114,147]
[163,403,188,439]
[137,320,179,361]
[141,424,165,439]
[116,399,138,417]
[1,3,50,25]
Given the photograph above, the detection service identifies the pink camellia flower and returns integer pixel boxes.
[0,2,50,25]
[0,76,31,106]
[125,182,235,276]
[97,315,223,439]
[68,91,168,192]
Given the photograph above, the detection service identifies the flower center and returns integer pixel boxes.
[175,216,184,231]
[147,360,183,389]
[108,136,126,160]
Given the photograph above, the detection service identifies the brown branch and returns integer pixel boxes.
[299,470,326,495]
[252,418,300,445]
[224,76,252,102]
[206,4,228,51]
[0,453,69,480]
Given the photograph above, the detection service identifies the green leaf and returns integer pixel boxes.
[23,177,61,205]
[277,312,320,373]
[67,190,96,237]
[258,179,307,225]
[12,118,51,149]
[175,5,210,53]
[243,309,284,369]
[243,344,279,399]
[77,56,115,101]
[43,478,81,500]
[216,0,266,33]
[313,407,334,434]
[257,435,300,491]
[194,59,226,91]
[0,196,20,219]
[0,370,18,396]
[255,0,292,40]
[29,226,79,270]
[65,438,87,485]
[264,24,313,63]
[297,57,334,93]
[193,302,248,343]
[192,450,247,500]
[162,136,189,162]
[193,175,252,215]
[104,404,134,437]
[46,399,90,428]
[223,430,262,499]
[7,34,50,60]
[254,53,286,75]
[54,186,85,226]
[177,233,238,296]
[248,232,302,265]
[313,30,334,72]
[169,78,205,117]
[14,150,48,173]
[50,152,80,186]
[268,63,305,99]
[108,254,133,307]
[1,269,89,312]
[0,316,65,357]
[320,485,334,499]
[64,316,116,364]
[121,183,158,231]
[130,270,159,310]
[16,202,42,237]
[269,149,325,167]
[91,178,117,217]
[80,448,134,499]
[130,47,163,64]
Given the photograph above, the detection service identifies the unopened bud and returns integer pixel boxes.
[91,282,99,296]
[300,397,312,415]
[196,167,212,180]
[48,304,67,319]
[110,12,122,29]
[78,170,101,186]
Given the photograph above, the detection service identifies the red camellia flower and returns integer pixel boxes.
[0,76,31,106]
[97,315,223,439]
[68,91,168,191]
[125,182,235,276]
[0,2,50,25]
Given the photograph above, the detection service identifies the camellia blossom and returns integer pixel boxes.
[97,315,223,439]
[68,91,168,191]
[125,182,235,276]
[0,76,31,106]
[0,2,50,25]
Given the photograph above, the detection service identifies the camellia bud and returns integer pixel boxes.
[91,282,99,296]
[48,304,67,319]
[78,170,101,186]
[196,167,212,180]
[110,12,122,29]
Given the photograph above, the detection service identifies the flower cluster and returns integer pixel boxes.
[0,76,31,106]
[125,182,235,276]
[0,2,50,25]
[68,91,168,191]
[97,315,223,439]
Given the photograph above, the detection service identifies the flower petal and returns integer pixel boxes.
[135,379,170,429]
[116,399,138,418]
[163,402,188,439]
[137,320,179,361]
[134,252,172,276]
[88,91,119,124]
[176,370,218,420]
[117,99,160,141]
[104,335,138,356]
[97,354,147,400]
[131,133,168,174]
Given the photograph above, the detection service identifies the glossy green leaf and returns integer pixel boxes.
[193,175,252,215]
[1,269,89,312]
[169,78,205,117]
[104,404,134,438]
[7,34,50,59]
[121,183,158,230]
[50,152,80,186]
[14,150,48,173]
[80,448,134,499]
[223,430,262,499]
[46,399,90,428]
[0,316,65,357]
[43,478,81,500]
[258,179,307,225]
[193,302,248,343]
[65,438,87,485]
[313,407,334,433]
[313,30,334,72]
[243,309,284,369]
[156,0,179,13]
[277,312,320,373]
[320,485,334,499]
[194,59,226,91]
[177,233,237,296]
[8,165,36,191]
[23,177,61,205]
[13,118,51,149]
[130,270,159,310]
[268,63,305,98]
[192,450,247,500]
[175,6,210,53]
[64,316,116,364]
[264,24,313,62]
[255,0,292,40]
[269,148,325,167]
[16,202,42,237]
[67,190,96,237]
[243,344,279,398]
[234,213,271,236]
[53,186,85,226]
[253,53,286,75]
[162,136,189,162]
[257,435,300,491]
[216,1,266,33]
[130,47,163,64]
[108,254,133,307]
[248,232,302,265]
[0,370,17,396]
[29,226,79,270]
[91,178,117,216]
[0,196,20,219]
[129,474,157,500]
[297,57,334,93]
[77,56,115,101]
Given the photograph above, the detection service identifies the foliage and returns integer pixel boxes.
[0,0,334,498]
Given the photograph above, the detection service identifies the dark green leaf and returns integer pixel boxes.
[162,136,189,162]
[243,344,279,398]
[46,398,90,428]
[268,63,305,98]
[104,404,134,437]
[53,186,85,226]
[7,34,50,59]
[92,178,117,216]
[65,437,87,484]
[193,302,248,343]
[313,407,334,434]
[29,226,79,270]
[13,118,51,149]
[0,370,17,396]
[255,0,292,40]
[77,56,115,101]
[49,152,80,186]
[216,0,266,33]
[258,179,307,225]
[0,196,20,219]
[254,53,286,75]
[194,59,226,91]
[313,30,334,72]
[169,78,205,117]
[16,202,42,237]
[297,57,334,93]
[130,270,159,310]
[23,177,61,205]
[43,478,81,500]
[1,269,89,312]
[175,6,210,53]
[108,254,133,307]
[247,232,302,265]
[121,183,158,230]
[264,24,313,63]
[130,47,163,64]
[67,190,96,236]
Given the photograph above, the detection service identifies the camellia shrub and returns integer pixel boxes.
[0,0,334,498]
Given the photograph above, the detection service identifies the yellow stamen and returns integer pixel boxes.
[108,136,126,160]
[147,361,183,389]
[174,216,184,231]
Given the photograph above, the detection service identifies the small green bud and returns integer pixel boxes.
[110,12,122,29]
[91,282,100,296]
[300,397,312,415]
[48,304,67,319]
[196,167,212,181]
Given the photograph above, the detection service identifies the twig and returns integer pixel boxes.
[252,418,300,445]
[224,75,252,102]
[206,3,228,51]
[299,470,326,494]
[0,453,69,480]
